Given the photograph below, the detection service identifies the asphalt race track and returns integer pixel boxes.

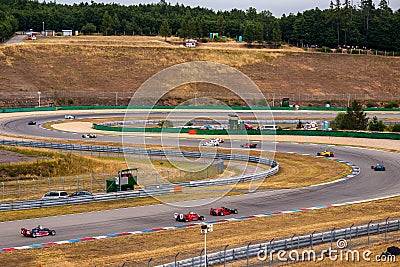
[0,111,399,249]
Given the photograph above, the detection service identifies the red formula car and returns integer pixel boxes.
[174,212,205,222]
[210,207,238,216]
[240,143,257,148]
[21,226,56,238]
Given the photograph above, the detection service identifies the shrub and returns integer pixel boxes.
[392,124,400,132]
[296,120,303,129]
[158,120,173,128]
[366,100,376,108]
[384,100,399,108]
[368,116,386,131]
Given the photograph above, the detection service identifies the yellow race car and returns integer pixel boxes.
[317,150,334,157]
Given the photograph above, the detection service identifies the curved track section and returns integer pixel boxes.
[0,112,399,250]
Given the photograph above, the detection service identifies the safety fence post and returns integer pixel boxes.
[223,245,229,267]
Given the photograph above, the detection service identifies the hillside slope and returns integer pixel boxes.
[0,36,399,107]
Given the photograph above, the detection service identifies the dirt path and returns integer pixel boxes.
[0,149,46,164]
[1,34,26,46]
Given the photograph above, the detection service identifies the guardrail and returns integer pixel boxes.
[0,139,278,211]
[159,218,400,267]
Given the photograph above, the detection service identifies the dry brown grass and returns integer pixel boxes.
[1,36,399,107]
[288,241,400,266]
[235,153,352,190]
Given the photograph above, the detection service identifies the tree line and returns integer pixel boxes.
[1,0,400,51]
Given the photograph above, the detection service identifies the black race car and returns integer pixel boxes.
[21,226,56,238]
[28,121,36,125]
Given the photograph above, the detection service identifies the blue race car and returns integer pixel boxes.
[371,163,385,171]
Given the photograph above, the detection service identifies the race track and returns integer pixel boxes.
[0,111,398,249]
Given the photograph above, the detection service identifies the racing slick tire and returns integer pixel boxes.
[50,230,56,236]
[32,233,37,238]
[382,167,386,171]
[199,216,205,221]
[233,209,238,214]
[219,211,224,216]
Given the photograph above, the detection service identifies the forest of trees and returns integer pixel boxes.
[1,0,400,51]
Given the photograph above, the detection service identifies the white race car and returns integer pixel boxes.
[201,140,219,146]
[212,138,225,143]
[65,115,75,120]
[82,133,97,138]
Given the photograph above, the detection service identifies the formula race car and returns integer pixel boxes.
[240,143,257,148]
[317,150,334,157]
[212,138,225,143]
[21,226,56,238]
[27,121,36,125]
[210,207,238,216]
[82,133,97,138]
[64,115,75,120]
[371,163,385,171]
[201,139,219,146]
[174,212,205,222]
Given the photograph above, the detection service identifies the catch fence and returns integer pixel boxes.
[110,216,400,267]
[1,91,399,108]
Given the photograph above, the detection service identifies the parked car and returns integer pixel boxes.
[240,143,257,148]
[174,212,205,222]
[69,190,93,197]
[41,191,69,200]
[371,163,386,171]
[260,125,278,131]
[64,115,75,120]
[210,207,238,216]
[317,150,334,157]
[21,225,56,238]
[28,121,36,125]
[82,133,97,138]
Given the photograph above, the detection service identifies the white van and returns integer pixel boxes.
[41,191,69,200]
[260,125,278,130]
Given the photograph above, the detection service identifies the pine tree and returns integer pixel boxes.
[160,18,172,41]
[101,11,112,36]
[343,100,369,130]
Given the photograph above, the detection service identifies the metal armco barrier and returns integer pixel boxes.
[159,219,400,267]
[0,140,278,211]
